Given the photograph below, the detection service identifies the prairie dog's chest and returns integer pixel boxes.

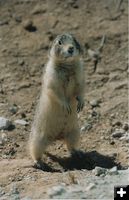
[58,69,76,95]
[66,77,75,97]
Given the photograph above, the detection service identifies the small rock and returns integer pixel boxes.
[13,15,22,23]
[31,5,46,15]
[90,99,100,107]
[81,123,92,132]
[73,23,79,29]
[5,147,16,156]
[0,20,9,26]
[86,183,96,191]
[100,136,104,140]
[9,105,18,114]
[0,186,5,196]
[18,82,31,89]
[109,140,115,145]
[18,59,24,66]
[2,154,8,159]
[91,110,99,117]
[81,126,86,132]
[0,117,12,130]
[123,122,129,131]
[111,129,125,138]
[48,185,66,198]
[100,173,106,177]
[73,4,79,9]
[1,133,8,144]
[1,48,7,53]
[23,20,32,28]
[120,133,129,142]
[112,121,122,127]
[110,113,115,118]
[108,166,118,175]
[21,112,26,118]
[93,166,107,176]
[14,119,29,126]
[112,153,117,157]
[22,20,37,32]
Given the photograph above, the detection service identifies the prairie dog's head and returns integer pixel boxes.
[50,33,82,60]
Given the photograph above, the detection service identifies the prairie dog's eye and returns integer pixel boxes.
[58,40,62,45]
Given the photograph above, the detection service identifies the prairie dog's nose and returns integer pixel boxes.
[68,46,74,54]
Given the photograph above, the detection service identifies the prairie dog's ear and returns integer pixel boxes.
[48,36,58,57]
[72,36,83,55]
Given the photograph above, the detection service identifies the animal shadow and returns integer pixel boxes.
[32,160,61,172]
[46,150,123,171]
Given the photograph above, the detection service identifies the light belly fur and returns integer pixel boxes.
[35,94,78,141]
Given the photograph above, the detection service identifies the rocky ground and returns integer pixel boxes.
[0,0,128,199]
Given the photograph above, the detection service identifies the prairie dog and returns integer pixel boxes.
[30,33,84,168]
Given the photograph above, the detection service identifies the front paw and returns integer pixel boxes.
[63,102,72,114]
[76,96,84,113]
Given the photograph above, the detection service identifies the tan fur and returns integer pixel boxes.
[29,34,84,164]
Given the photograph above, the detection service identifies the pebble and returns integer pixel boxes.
[81,123,92,132]
[73,23,79,29]
[108,166,118,175]
[86,183,96,191]
[48,185,66,198]
[81,126,86,132]
[91,110,99,118]
[120,133,129,142]
[0,186,5,196]
[9,105,18,114]
[14,119,29,126]
[22,20,37,32]
[109,140,115,145]
[0,20,9,26]
[22,19,32,28]
[24,175,36,181]
[31,5,46,15]
[18,82,31,90]
[13,15,22,23]
[111,129,125,138]
[18,59,25,66]
[0,117,12,130]
[110,113,115,118]
[93,167,107,176]
[112,121,122,127]
[123,122,129,131]
[90,99,100,107]
[1,133,8,144]
[100,136,105,140]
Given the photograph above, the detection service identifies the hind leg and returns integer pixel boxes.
[65,129,84,158]
[65,129,80,153]
[29,136,49,169]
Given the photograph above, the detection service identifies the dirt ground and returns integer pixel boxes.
[0,0,128,199]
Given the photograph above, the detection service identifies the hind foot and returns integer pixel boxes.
[33,160,45,170]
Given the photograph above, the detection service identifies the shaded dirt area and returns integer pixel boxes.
[0,0,128,199]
